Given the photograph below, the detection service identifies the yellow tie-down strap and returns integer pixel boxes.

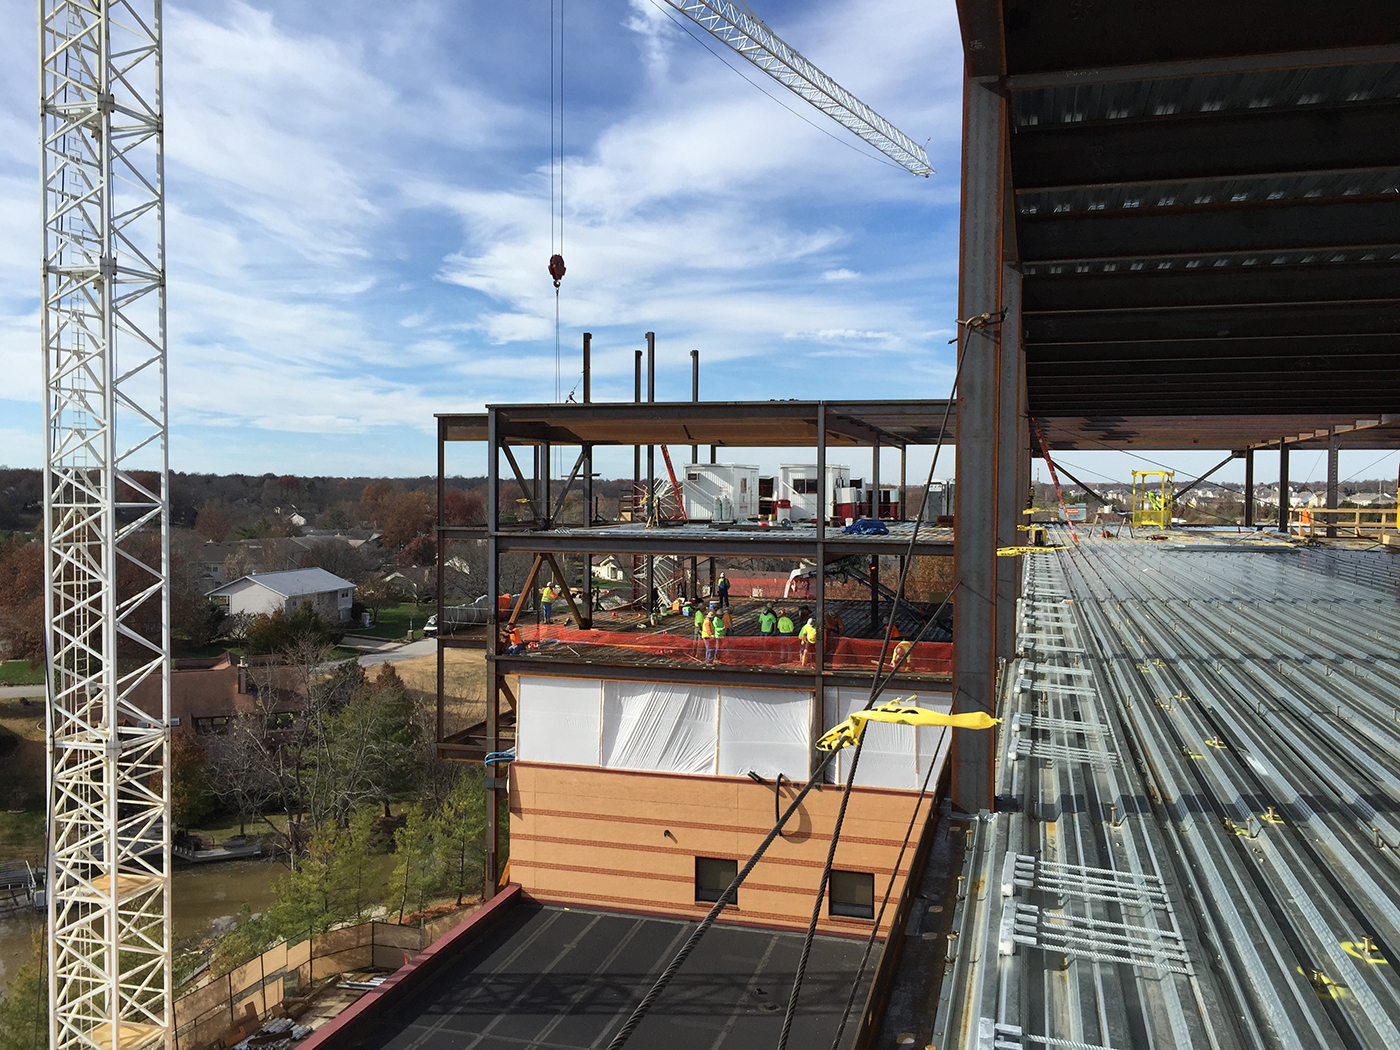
[997,545,1066,556]
[817,698,1001,752]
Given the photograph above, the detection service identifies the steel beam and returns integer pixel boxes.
[1022,262,1400,313]
[1012,102,1400,189]
[1001,19,1399,84]
[953,74,1006,814]
[488,529,954,559]
[1020,196,1397,265]
[485,408,501,895]
[494,656,948,691]
[1025,301,1400,345]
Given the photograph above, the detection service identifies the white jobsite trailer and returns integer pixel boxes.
[778,463,851,522]
[683,463,760,521]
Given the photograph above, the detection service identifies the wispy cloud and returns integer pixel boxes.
[0,0,966,473]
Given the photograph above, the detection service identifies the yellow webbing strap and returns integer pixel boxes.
[816,698,1001,752]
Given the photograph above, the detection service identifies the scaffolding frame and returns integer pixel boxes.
[40,1,172,1047]
[1131,471,1175,529]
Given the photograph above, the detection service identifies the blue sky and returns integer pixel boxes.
[0,1,1393,488]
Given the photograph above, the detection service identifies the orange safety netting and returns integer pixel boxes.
[514,624,951,674]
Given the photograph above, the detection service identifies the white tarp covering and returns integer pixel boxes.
[824,687,953,790]
[600,681,719,774]
[516,676,602,766]
[716,686,812,780]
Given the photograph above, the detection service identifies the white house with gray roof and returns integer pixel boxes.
[206,567,355,623]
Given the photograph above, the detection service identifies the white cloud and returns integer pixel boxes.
[822,268,860,281]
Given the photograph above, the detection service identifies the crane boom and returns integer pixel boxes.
[660,0,932,176]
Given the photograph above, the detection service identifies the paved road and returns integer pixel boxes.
[0,685,44,700]
[356,639,437,667]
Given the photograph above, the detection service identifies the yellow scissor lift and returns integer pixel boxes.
[1131,470,1175,529]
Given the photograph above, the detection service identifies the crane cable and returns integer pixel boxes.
[827,723,949,1050]
[606,308,997,1049]
[776,737,865,1050]
[777,309,987,1048]
[549,0,566,409]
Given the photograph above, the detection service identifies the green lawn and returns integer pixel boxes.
[0,661,44,687]
[352,602,429,640]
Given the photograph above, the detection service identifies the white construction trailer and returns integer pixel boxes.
[778,463,851,522]
[682,463,761,521]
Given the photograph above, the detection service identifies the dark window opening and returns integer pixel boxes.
[829,870,874,919]
[695,857,738,904]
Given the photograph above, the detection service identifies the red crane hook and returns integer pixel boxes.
[548,254,566,289]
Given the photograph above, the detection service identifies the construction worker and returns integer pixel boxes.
[539,581,555,623]
[798,616,818,666]
[504,624,525,655]
[758,605,777,638]
[717,572,730,608]
[777,609,796,658]
[713,606,727,659]
[701,611,717,664]
[722,605,733,633]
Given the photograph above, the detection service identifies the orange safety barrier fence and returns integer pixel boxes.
[514,624,952,675]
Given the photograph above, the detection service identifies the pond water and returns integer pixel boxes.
[0,858,288,992]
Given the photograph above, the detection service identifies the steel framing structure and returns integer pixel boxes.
[435,394,959,894]
[40,1,172,1047]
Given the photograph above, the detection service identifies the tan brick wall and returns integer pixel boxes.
[508,761,934,938]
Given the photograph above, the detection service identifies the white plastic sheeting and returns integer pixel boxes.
[823,687,953,790]
[516,676,602,766]
[716,687,811,780]
[516,676,818,779]
[601,681,718,774]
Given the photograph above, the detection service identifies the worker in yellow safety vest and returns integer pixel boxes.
[539,582,555,623]
[798,617,817,666]
[701,611,718,664]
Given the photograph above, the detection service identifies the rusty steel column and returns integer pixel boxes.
[953,73,1006,815]
[1278,438,1290,533]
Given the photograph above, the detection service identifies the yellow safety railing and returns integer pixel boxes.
[1288,506,1399,538]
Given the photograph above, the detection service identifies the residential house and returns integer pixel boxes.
[206,567,355,624]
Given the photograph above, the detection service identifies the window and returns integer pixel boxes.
[792,478,818,495]
[829,870,874,919]
[695,857,738,904]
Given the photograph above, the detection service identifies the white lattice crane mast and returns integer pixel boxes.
[40,1,172,1048]
[660,0,932,176]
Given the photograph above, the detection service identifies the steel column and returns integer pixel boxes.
[952,74,1006,814]
[1278,438,1290,532]
[583,335,593,625]
[996,264,1023,662]
[814,403,827,754]
[691,349,700,463]
[872,437,880,519]
[437,421,446,745]
[1327,429,1339,538]
[645,333,656,617]
[485,409,501,895]
[1244,449,1255,527]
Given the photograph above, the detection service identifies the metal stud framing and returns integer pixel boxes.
[40,1,171,1047]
